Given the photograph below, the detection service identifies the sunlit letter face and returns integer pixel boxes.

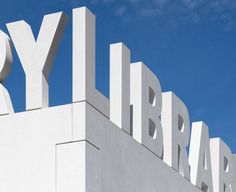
[210,138,233,192]
[162,92,190,180]
[130,62,163,157]
[7,12,67,110]
[0,31,14,115]
[72,7,109,117]
[189,122,213,192]
[110,43,130,133]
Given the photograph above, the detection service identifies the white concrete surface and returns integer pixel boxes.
[0,102,202,192]
[57,141,100,192]
[0,100,233,192]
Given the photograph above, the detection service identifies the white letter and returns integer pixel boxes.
[0,30,14,115]
[162,91,190,179]
[189,122,213,192]
[210,138,233,192]
[130,62,163,157]
[73,7,109,117]
[110,43,130,133]
[232,154,236,192]
[7,12,67,110]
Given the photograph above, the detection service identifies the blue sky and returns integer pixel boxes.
[0,0,235,152]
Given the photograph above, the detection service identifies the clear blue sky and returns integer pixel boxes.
[0,0,235,152]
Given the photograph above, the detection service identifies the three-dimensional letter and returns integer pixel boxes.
[130,62,163,157]
[0,31,14,115]
[189,122,213,192]
[162,92,190,179]
[210,138,233,192]
[7,12,67,110]
[110,43,130,133]
[73,7,109,117]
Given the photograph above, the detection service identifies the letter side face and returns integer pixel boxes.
[232,154,236,192]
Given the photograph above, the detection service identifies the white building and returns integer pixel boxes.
[0,6,235,192]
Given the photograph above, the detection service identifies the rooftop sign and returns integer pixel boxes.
[0,6,235,192]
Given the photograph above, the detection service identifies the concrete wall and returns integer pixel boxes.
[0,101,203,192]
